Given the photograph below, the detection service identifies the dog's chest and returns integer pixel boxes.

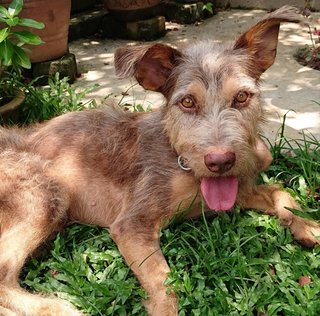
[168,172,202,218]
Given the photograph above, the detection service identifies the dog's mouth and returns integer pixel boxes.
[200,176,238,212]
[177,155,238,211]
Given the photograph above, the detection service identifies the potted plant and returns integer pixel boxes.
[0,0,44,122]
[1,0,71,63]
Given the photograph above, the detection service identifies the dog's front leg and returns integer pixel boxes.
[110,217,178,316]
[238,184,320,247]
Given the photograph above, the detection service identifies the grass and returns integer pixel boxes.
[1,72,98,125]
[20,121,320,315]
[20,73,98,124]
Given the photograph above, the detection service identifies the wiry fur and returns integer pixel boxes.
[0,6,319,316]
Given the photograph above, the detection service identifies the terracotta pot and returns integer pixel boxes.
[71,0,97,13]
[0,0,71,63]
[104,0,161,21]
[0,88,25,123]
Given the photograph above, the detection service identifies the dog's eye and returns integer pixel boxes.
[232,91,251,109]
[180,97,195,108]
[235,91,249,103]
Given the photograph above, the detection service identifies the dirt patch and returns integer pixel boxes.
[294,46,320,71]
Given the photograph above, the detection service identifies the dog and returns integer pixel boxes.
[0,6,319,316]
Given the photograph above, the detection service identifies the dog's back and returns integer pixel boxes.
[25,107,185,227]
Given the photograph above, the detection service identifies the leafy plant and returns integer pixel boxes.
[0,0,44,76]
[203,2,214,15]
[0,72,98,125]
[261,113,320,212]
[20,73,98,124]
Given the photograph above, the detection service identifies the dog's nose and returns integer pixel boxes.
[204,151,236,174]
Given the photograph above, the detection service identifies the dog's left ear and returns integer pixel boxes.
[233,6,302,77]
[114,44,181,93]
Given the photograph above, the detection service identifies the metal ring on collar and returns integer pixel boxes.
[177,155,192,171]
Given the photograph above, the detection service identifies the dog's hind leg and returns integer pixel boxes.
[0,151,82,315]
[0,204,83,316]
[0,215,85,316]
[0,222,50,286]
[0,201,84,316]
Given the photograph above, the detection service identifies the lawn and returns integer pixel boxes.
[20,101,320,315]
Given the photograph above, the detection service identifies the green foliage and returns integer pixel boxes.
[164,209,320,316]
[1,72,98,124]
[203,2,214,14]
[294,46,320,71]
[22,118,320,315]
[23,225,147,316]
[0,0,44,75]
[0,69,17,105]
[263,113,320,213]
[20,73,98,124]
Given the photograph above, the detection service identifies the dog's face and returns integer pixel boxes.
[161,41,264,178]
[115,6,300,211]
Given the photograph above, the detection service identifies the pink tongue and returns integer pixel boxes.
[200,176,238,211]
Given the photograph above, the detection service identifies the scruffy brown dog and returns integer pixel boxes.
[0,6,319,316]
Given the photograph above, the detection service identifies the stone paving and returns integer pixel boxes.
[69,8,320,141]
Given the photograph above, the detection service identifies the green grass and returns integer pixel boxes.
[1,72,98,125]
[21,127,320,316]
[20,73,98,124]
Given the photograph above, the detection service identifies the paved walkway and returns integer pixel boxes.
[69,9,320,141]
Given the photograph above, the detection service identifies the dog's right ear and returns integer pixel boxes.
[114,44,181,93]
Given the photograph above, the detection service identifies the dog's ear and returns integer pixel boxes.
[233,6,302,76]
[114,44,181,93]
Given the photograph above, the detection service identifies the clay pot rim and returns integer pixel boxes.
[104,0,161,11]
[0,88,25,114]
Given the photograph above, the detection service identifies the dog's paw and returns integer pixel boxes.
[290,216,320,247]
[145,291,178,316]
[37,298,83,316]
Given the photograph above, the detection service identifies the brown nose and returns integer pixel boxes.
[204,151,236,174]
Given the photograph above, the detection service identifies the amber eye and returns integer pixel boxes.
[234,91,249,103]
[180,96,195,109]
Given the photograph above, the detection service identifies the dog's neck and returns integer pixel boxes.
[137,109,188,172]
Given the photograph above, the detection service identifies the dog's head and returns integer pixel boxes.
[114,6,301,211]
